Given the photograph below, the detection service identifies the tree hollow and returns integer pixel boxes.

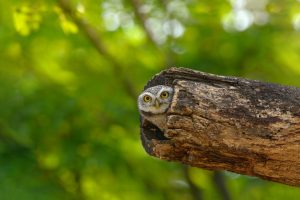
[140,67,300,187]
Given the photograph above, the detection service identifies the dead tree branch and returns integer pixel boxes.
[141,67,300,187]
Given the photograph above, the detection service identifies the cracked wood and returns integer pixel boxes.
[140,67,300,187]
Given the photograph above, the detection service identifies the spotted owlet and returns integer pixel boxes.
[137,85,174,131]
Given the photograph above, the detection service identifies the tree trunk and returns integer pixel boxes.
[140,67,300,187]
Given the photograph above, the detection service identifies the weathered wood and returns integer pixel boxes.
[140,67,300,187]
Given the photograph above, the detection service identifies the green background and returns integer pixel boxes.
[0,0,300,199]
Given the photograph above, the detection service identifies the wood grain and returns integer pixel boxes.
[140,67,300,187]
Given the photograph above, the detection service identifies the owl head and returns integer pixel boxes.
[138,85,174,114]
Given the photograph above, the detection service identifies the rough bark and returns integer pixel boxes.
[140,67,300,187]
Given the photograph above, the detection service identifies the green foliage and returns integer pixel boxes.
[0,0,300,199]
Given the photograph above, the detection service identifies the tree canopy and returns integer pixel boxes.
[0,0,300,200]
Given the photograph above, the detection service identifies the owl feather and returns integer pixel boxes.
[138,85,174,131]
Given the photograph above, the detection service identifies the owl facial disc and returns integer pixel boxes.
[137,85,174,114]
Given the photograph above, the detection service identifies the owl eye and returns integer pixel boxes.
[160,91,169,99]
[143,95,152,102]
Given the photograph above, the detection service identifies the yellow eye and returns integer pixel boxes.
[143,95,152,102]
[160,91,169,99]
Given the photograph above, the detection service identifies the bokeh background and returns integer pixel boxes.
[1,0,300,199]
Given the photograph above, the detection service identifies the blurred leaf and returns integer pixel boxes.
[13,5,44,36]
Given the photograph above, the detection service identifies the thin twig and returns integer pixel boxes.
[58,0,137,99]
[212,171,232,200]
[131,0,177,67]
[182,165,203,200]
[130,0,158,46]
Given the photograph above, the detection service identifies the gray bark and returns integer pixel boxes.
[140,67,300,187]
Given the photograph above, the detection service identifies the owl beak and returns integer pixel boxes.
[154,99,160,108]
